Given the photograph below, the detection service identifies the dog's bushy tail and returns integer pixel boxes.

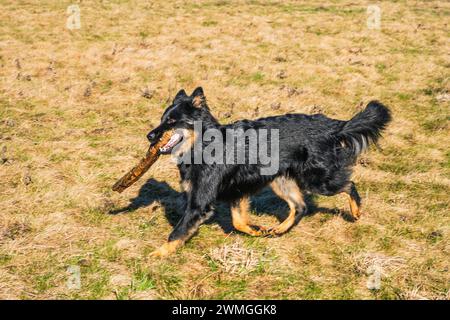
[336,101,391,156]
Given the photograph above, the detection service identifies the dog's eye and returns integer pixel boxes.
[167,118,176,124]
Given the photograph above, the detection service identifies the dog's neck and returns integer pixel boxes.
[199,105,220,129]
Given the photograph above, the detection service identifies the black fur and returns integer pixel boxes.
[147,87,391,244]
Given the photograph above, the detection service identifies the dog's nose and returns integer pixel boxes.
[147,132,157,142]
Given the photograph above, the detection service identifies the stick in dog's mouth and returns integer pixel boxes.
[112,130,173,193]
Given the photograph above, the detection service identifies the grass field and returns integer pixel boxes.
[0,0,449,299]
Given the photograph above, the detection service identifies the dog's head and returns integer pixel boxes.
[147,87,208,154]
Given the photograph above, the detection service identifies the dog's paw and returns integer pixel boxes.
[265,227,285,237]
[149,248,169,259]
[265,230,278,238]
[249,224,270,237]
[352,211,363,221]
[345,210,362,222]
[149,240,182,258]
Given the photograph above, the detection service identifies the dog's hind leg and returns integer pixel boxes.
[268,176,306,236]
[231,197,268,237]
[343,181,362,220]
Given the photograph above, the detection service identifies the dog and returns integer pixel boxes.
[146,87,391,257]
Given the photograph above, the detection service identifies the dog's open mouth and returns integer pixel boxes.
[159,132,183,154]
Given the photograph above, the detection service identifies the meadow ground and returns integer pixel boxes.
[0,0,448,299]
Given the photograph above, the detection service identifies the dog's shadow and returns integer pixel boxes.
[109,178,354,234]
[109,178,183,227]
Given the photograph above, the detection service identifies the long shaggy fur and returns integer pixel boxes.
[146,87,392,252]
[335,101,392,156]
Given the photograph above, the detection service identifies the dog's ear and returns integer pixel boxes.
[174,89,187,101]
[191,87,206,108]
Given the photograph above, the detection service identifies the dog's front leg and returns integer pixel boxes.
[150,184,215,258]
[150,171,218,258]
[150,205,213,258]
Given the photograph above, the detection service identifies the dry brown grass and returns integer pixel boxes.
[0,0,449,299]
[208,239,268,275]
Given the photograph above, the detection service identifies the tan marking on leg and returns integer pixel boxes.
[238,196,250,224]
[269,200,297,235]
[342,181,362,220]
[231,197,266,236]
[271,177,304,207]
[269,177,304,235]
[347,194,361,219]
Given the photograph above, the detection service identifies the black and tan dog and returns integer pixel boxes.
[147,87,391,257]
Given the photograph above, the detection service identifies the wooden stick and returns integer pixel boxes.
[112,130,173,193]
